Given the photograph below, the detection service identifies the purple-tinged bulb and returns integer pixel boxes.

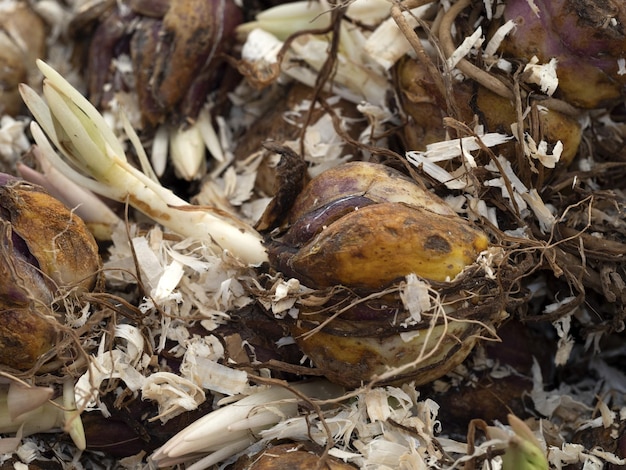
[501,0,626,108]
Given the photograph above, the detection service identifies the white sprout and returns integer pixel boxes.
[19,60,268,266]
[150,380,343,469]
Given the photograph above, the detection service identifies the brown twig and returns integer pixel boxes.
[391,0,447,100]
[304,8,347,153]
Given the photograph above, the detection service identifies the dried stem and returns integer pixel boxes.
[391,0,447,100]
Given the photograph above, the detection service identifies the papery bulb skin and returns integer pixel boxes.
[290,302,487,387]
[0,221,54,306]
[266,162,499,387]
[275,202,488,290]
[286,161,457,223]
[129,0,243,126]
[394,56,448,151]
[268,162,488,290]
[279,195,377,246]
[82,0,243,127]
[0,305,57,371]
[0,2,47,116]
[0,173,101,370]
[0,176,101,294]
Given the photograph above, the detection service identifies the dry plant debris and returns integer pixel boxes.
[0,0,626,469]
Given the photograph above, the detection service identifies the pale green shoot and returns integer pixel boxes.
[63,377,86,451]
[0,380,85,450]
[501,414,548,470]
[486,414,548,470]
[19,60,268,266]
